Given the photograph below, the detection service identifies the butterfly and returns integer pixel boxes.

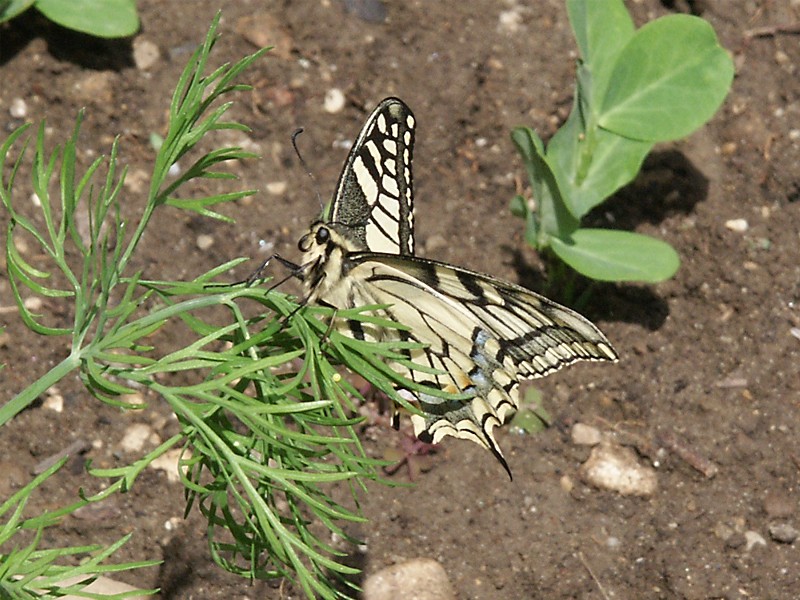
[277,97,617,477]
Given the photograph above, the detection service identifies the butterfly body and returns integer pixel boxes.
[293,98,617,475]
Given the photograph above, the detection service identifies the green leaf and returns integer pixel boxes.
[35,0,139,38]
[511,127,578,243]
[0,0,34,22]
[550,228,680,282]
[567,0,634,106]
[599,15,734,142]
[548,107,653,218]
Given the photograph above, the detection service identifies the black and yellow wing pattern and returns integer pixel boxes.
[296,97,617,475]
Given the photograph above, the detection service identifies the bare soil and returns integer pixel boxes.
[1,1,799,598]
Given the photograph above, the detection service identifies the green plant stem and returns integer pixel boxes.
[0,354,80,427]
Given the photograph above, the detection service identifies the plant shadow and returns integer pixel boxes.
[0,10,133,69]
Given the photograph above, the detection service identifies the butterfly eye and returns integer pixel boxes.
[315,227,330,245]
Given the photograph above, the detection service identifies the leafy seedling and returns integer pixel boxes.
[512,0,733,284]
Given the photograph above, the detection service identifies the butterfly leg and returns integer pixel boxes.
[242,253,303,286]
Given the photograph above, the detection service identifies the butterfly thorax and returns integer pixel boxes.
[299,220,366,308]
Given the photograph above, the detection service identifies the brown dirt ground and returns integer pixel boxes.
[2,1,799,598]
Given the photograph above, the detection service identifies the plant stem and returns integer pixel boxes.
[0,353,81,427]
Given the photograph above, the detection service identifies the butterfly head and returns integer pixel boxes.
[298,220,362,304]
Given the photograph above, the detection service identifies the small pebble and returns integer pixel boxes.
[196,234,214,250]
[133,38,160,70]
[23,296,43,311]
[363,558,456,600]
[744,530,767,551]
[120,423,157,453]
[498,9,524,33]
[9,97,27,118]
[580,443,658,496]
[571,422,601,446]
[605,536,621,550]
[43,387,64,413]
[769,523,798,544]
[324,88,346,114]
[266,181,288,195]
[150,448,185,483]
[725,218,748,233]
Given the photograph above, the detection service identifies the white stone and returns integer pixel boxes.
[10,97,27,118]
[120,423,155,453]
[363,558,456,600]
[324,88,346,114]
[266,181,288,195]
[150,448,185,483]
[725,218,748,233]
[133,38,160,70]
[580,442,658,496]
[43,387,64,413]
[571,422,602,446]
[196,234,214,250]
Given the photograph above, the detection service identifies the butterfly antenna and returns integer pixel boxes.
[291,128,325,213]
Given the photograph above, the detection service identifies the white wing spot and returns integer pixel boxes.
[354,157,379,202]
[383,139,397,154]
[382,174,399,197]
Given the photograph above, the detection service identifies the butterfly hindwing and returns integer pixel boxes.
[339,253,617,473]
[330,97,415,255]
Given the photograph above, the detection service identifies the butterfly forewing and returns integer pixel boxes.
[297,97,617,476]
[330,97,415,255]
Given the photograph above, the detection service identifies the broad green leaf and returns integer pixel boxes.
[599,15,734,142]
[511,127,578,243]
[550,228,680,282]
[567,0,634,106]
[36,0,139,38]
[0,0,34,22]
[549,119,653,218]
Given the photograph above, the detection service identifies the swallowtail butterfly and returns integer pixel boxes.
[284,98,617,476]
